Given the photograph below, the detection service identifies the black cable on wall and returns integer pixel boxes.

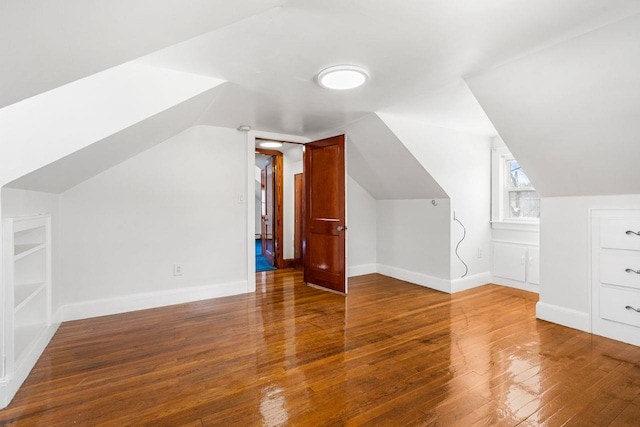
[453,211,469,278]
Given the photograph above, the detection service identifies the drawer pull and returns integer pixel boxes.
[626,305,640,313]
[626,230,640,236]
[625,268,640,275]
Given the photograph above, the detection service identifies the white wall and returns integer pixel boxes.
[59,125,248,319]
[537,194,640,331]
[282,154,303,260]
[466,14,640,198]
[379,113,492,280]
[254,165,262,237]
[377,199,451,291]
[1,188,61,313]
[346,176,377,276]
[254,195,262,237]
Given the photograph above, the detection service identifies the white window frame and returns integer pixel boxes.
[491,147,540,228]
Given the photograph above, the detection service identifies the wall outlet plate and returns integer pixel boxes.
[173,263,183,276]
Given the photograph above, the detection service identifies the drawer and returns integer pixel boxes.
[600,218,640,250]
[600,286,640,328]
[600,251,640,290]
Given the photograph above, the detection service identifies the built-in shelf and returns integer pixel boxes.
[13,243,45,260]
[2,214,56,408]
[14,283,46,313]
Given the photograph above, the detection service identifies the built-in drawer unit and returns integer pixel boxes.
[600,251,640,290]
[600,218,640,250]
[592,210,640,347]
[600,286,640,328]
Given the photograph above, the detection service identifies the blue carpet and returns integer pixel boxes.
[255,239,276,272]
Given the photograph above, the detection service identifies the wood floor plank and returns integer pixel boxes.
[0,269,639,426]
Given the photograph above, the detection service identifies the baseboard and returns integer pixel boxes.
[0,378,7,409]
[451,272,491,293]
[282,258,300,269]
[536,301,591,333]
[376,264,451,293]
[593,319,640,347]
[0,322,60,409]
[491,276,540,294]
[348,263,377,277]
[60,281,248,322]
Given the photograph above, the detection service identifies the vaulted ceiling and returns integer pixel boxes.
[2,0,640,196]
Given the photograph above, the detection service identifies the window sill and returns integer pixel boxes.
[491,220,540,232]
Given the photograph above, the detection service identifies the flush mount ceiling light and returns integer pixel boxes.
[316,65,369,90]
[259,141,283,148]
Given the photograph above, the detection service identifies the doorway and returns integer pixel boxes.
[248,133,347,294]
[254,141,304,272]
[255,149,281,271]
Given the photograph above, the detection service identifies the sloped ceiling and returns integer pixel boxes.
[140,0,640,137]
[317,114,448,200]
[3,1,640,197]
[0,63,224,186]
[466,13,640,197]
[5,88,223,193]
[0,0,281,108]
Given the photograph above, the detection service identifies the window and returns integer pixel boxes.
[505,159,539,219]
[492,147,540,223]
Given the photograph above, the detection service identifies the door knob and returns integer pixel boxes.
[337,225,347,232]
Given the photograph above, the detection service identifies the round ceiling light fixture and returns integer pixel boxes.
[316,65,369,90]
[259,141,283,148]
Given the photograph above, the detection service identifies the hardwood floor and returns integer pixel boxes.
[1,270,639,426]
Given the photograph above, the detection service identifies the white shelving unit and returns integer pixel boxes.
[1,214,58,407]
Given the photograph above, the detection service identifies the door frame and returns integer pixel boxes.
[246,131,310,293]
[255,148,284,269]
[293,173,303,267]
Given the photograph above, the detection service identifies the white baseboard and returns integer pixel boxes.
[0,322,60,409]
[0,378,7,410]
[491,276,540,294]
[451,272,491,293]
[348,263,377,277]
[376,264,451,293]
[375,265,490,294]
[536,301,591,333]
[61,281,247,322]
[593,319,640,347]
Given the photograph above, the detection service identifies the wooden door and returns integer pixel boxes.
[294,173,303,265]
[263,157,276,266]
[303,135,347,293]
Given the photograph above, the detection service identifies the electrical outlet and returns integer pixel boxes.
[173,263,183,276]
[477,248,482,258]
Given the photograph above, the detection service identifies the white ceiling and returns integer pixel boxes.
[3,0,640,196]
[139,0,640,136]
[5,0,640,136]
[0,0,280,108]
[467,13,640,197]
